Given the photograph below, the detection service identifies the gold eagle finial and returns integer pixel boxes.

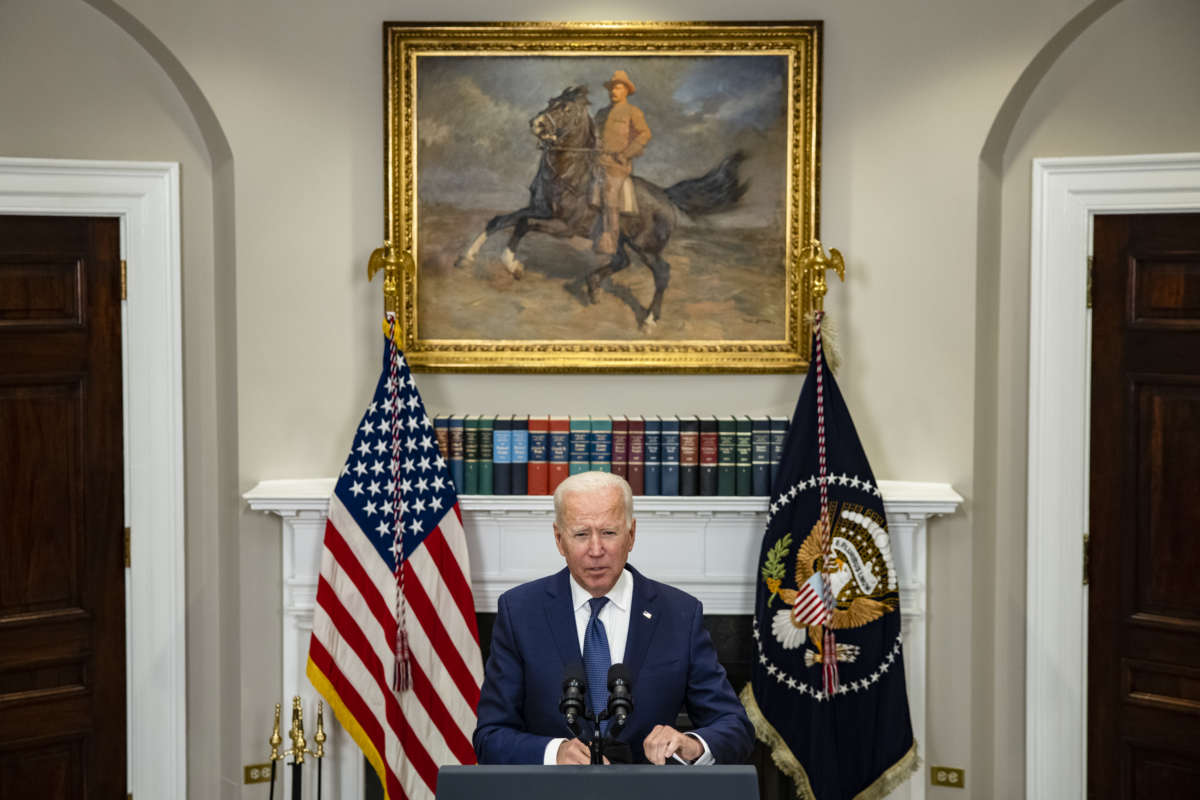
[798,239,845,313]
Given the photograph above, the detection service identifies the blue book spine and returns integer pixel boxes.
[493,417,513,495]
[643,417,662,496]
[751,417,771,496]
[448,416,465,493]
[660,418,680,496]
[511,416,529,495]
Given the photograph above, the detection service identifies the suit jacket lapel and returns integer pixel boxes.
[623,565,660,683]
[544,568,581,667]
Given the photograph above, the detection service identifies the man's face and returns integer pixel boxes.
[554,486,636,597]
[608,82,629,104]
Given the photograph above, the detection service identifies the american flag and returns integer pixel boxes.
[307,328,483,800]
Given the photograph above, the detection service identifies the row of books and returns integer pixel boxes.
[432,415,789,496]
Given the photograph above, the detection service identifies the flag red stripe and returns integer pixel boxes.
[422,523,481,643]
[404,548,482,709]
[403,629,478,765]
[325,517,476,761]
[324,519,395,636]
[319,569,473,775]
[316,578,440,793]
[309,637,407,800]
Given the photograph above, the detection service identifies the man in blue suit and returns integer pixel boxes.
[473,471,754,765]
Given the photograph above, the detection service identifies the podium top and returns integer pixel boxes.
[436,765,759,800]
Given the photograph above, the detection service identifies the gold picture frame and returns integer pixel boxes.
[383,21,822,372]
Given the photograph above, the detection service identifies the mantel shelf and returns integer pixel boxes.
[245,478,962,517]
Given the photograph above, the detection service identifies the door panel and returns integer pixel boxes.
[0,216,126,799]
[1089,213,1200,800]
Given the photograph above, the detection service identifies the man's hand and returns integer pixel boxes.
[642,725,703,765]
[556,738,608,765]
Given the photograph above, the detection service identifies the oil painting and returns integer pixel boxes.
[384,22,821,371]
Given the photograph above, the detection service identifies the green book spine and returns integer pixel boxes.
[751,416,771,495]
[735,416,753,496]
[478,416,495,494]
[717,416,737,496]
[569,417,591,475]
[464,415,480,494]
[589,415,613,473]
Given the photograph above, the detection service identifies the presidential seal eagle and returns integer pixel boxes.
[767,507,899,665]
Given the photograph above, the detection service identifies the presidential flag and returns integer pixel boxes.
[307,323,483,800]
[741,313,917,800]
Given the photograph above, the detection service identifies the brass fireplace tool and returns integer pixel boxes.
[268,696,326,800]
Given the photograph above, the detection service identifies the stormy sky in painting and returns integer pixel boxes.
[414,54,789,226]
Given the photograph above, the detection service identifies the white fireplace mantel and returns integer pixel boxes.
[245,479,961,800]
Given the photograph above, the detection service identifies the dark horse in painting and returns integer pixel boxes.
[456,85,748,330]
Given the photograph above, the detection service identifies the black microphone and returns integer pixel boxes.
[606,663,633,728]
[559,662,588,728]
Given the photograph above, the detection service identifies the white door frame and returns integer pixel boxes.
[0,157,187,799]
[1026,152,1200,799]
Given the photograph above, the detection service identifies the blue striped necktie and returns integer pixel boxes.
[582,596,611,734]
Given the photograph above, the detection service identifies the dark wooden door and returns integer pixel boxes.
[0,216,126,798]
[1089,213,1200,799]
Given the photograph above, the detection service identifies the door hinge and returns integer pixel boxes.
[124,527,131,568]
[1082,532,1090,585]
[1084,256,1094,309]
[120,259,127,301]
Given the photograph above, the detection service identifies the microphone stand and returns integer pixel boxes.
[585,709,609,765]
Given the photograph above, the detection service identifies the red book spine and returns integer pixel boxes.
[699,425,718,469]
[548,416,570,492]
[527,416,550,495]
[627,417,645,494]
[611,417,629,480]
[679,417,700,496]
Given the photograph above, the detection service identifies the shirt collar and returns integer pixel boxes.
[569,567,633,613]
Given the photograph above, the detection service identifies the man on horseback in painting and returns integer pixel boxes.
[592,70,652,255]
[457,79,746,331]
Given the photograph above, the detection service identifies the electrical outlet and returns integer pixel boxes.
[930,766,965,788]
[244,763,274,784]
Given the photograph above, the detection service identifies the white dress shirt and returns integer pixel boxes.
[542,569,713,765]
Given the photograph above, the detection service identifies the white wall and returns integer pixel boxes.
[2,0,1198,797]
